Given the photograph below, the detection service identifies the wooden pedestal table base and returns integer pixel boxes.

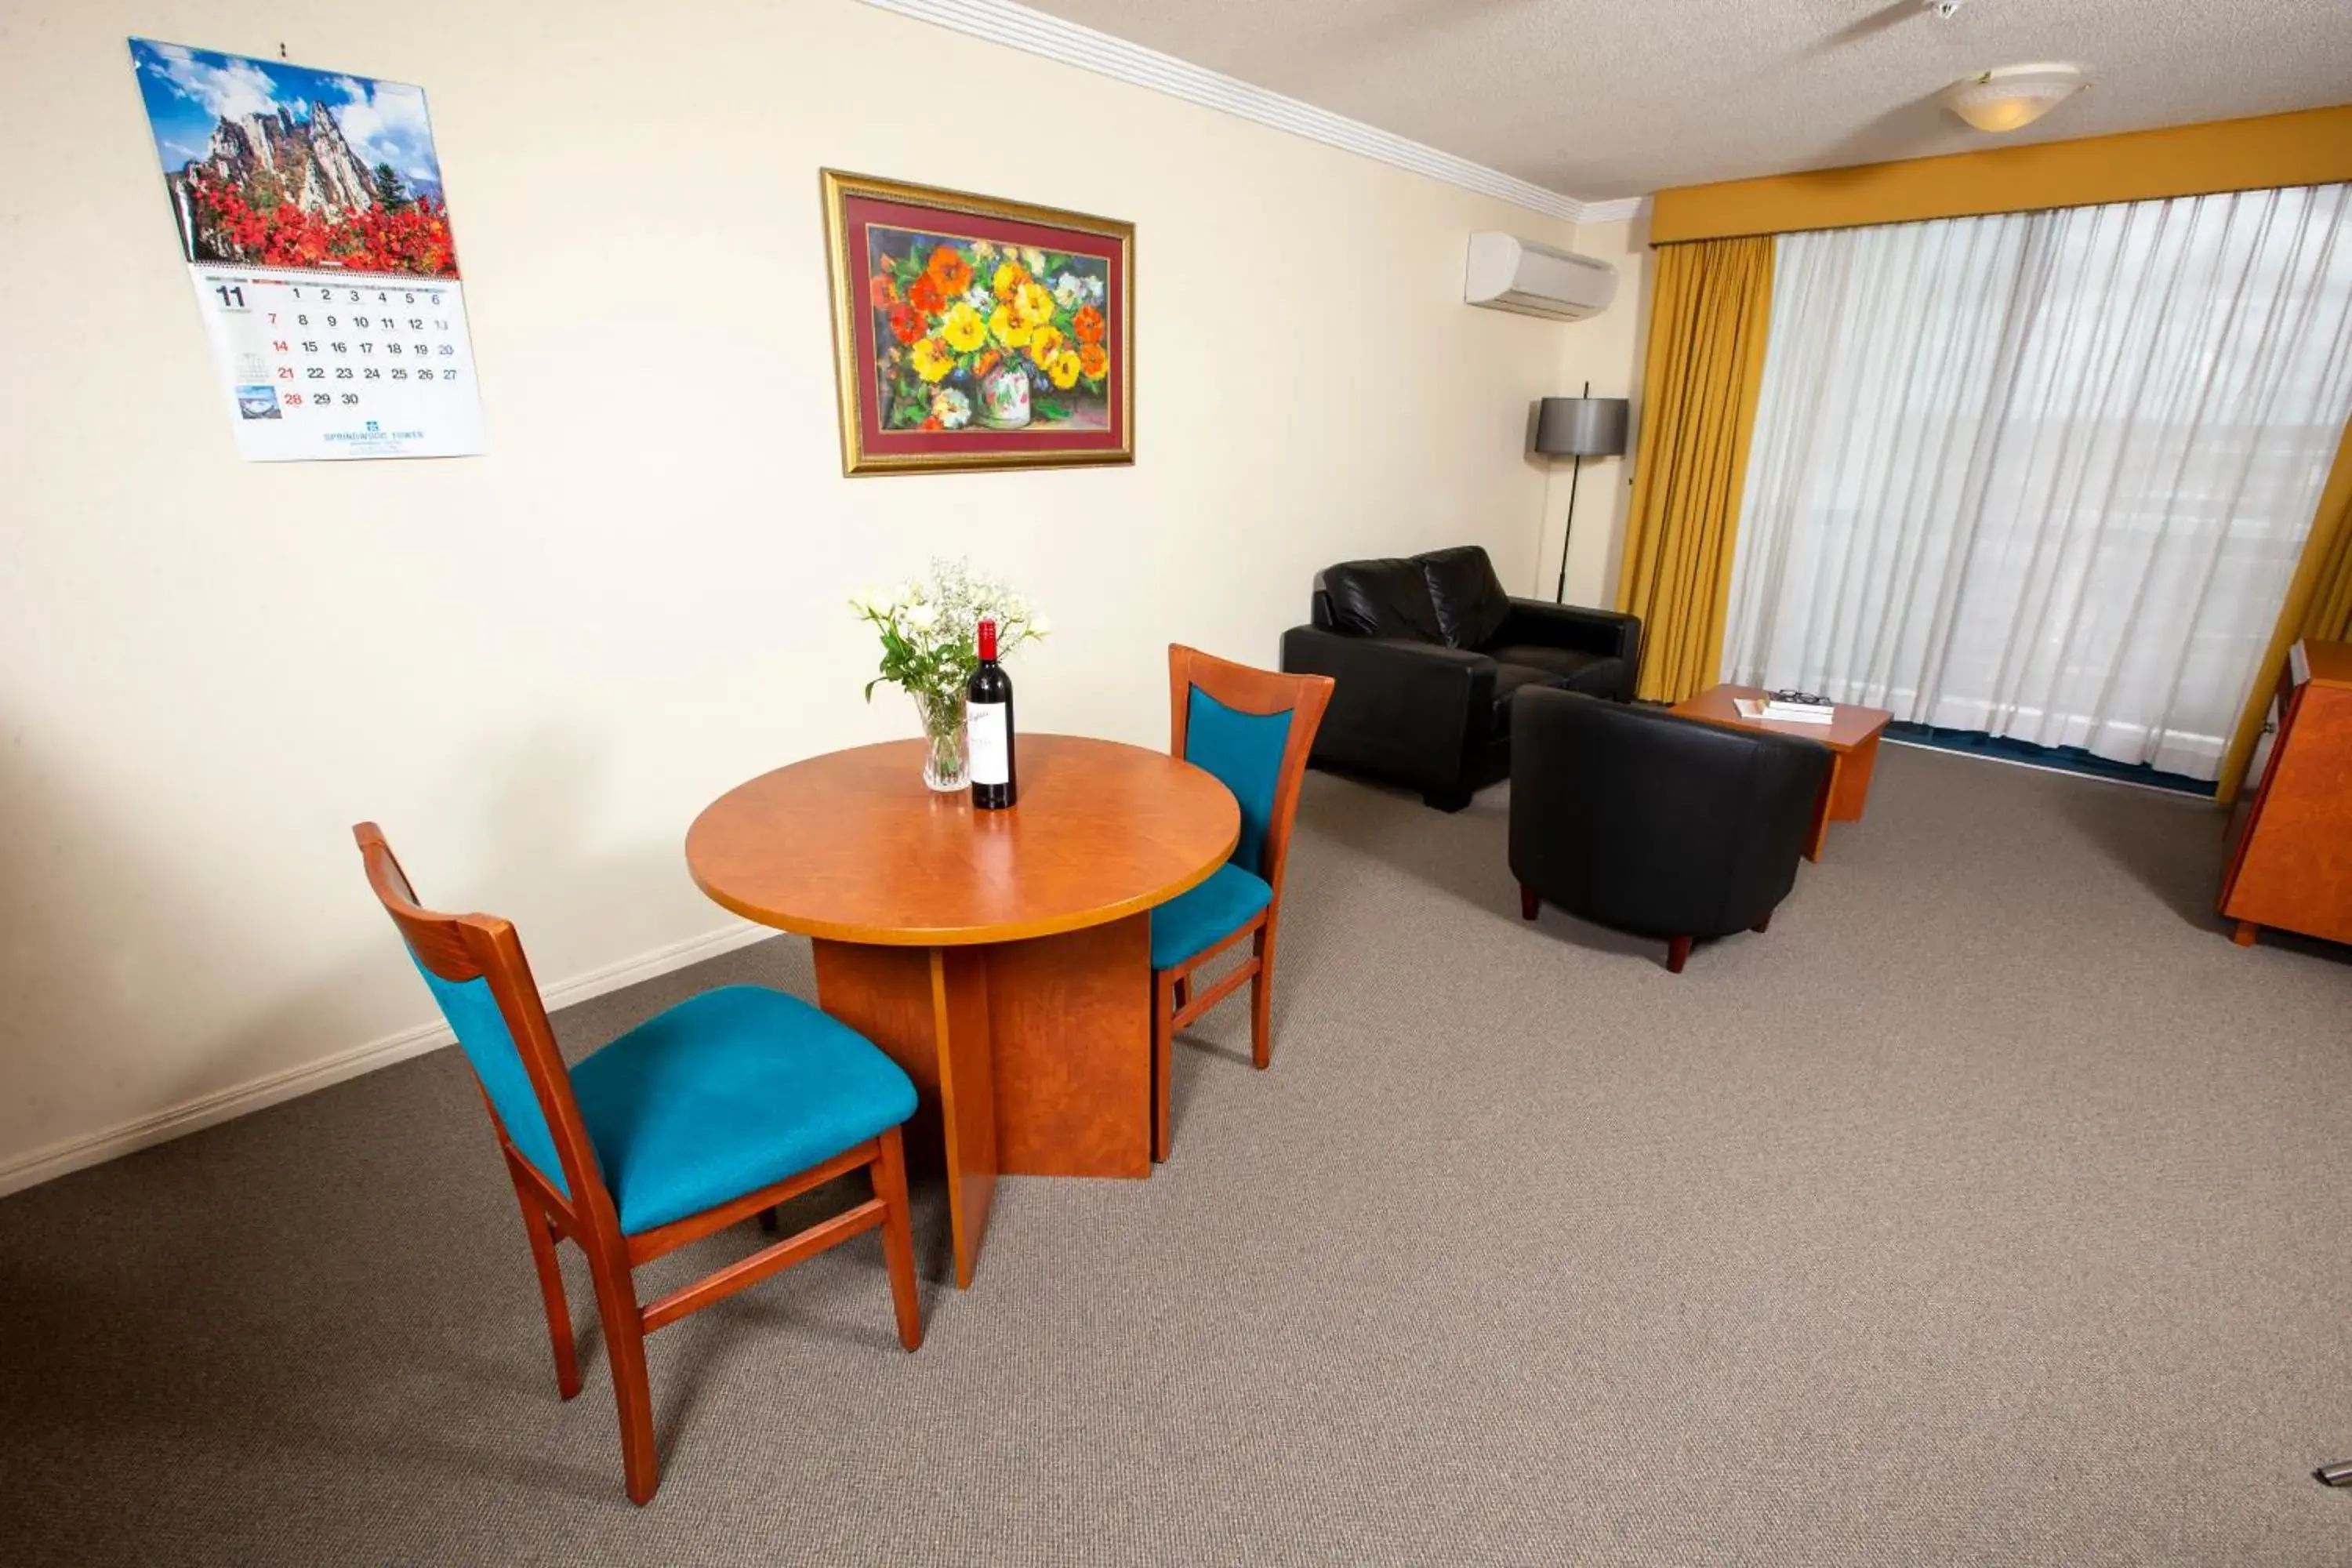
[687,737,1237,1289]
[809,916,1152,1285]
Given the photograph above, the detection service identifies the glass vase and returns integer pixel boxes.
[912,688,969,793]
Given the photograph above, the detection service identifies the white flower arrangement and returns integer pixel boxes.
[850,558,1048,706]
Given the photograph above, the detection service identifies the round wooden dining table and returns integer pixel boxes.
[686,735,1239,1288]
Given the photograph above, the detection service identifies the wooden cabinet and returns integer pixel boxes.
[2220,638,2352,948]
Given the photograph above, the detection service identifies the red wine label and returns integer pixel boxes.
[970,702,1010,786]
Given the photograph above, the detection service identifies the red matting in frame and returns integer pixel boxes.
[842,192,1127,460]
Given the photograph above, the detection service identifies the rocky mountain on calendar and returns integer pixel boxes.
[161,98,420,269]
[187,100,377,216]
[134,39,459,280]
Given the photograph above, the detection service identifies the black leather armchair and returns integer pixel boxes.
[1508,688,1830,973]
[1279,545,1642,810]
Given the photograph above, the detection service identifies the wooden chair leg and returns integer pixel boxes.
[1152,967,1178,1163]
[1519,883,1540,920]
[1173,975,1188,1010]
[1751,912,1772,934]
[872,1128,923,1352]
[1666,935,1693,975]
[512,1184,581,1401]
[1249,925,1274,1071]
[757,1205,780,1233]
[585,1249,659,1506]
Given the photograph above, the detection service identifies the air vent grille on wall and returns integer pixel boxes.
[1465,234,1617,321]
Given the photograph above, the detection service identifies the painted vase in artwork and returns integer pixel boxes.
[978,362,1032,430]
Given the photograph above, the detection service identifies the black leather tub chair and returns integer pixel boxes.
[1508,688,1830,973]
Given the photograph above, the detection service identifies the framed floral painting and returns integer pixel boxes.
[821,169,1133,475]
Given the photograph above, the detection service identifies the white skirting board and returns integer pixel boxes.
[0,920,780,1200]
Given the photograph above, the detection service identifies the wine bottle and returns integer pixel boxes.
[967,617,1017,810]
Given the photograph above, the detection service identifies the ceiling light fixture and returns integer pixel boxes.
[1946,63,2089,133]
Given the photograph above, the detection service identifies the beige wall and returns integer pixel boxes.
[0,0,1609,1188]
[1542,212,1653,609]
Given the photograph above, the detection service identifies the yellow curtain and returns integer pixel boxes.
[2216,419,2352,800]
[1615,235,1775,702]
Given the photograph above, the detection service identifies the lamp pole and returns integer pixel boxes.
[1553,380,1590,604]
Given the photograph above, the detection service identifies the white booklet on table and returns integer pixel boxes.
[1737,697,1835,724]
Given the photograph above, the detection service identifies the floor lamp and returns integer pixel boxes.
[1536,386,1630,603]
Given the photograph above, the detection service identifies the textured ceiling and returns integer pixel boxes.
[1016,0,2352,201]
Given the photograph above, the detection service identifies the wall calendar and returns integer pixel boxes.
[129,38,485,462]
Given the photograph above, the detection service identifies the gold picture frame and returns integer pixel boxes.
[820,169,1134,476]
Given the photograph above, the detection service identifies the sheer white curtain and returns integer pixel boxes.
[1722,183,2352,779]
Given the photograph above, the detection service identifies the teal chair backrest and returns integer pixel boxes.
[411,956,573,1196]
[1184,685,1296,877]
[359,825,584,1200]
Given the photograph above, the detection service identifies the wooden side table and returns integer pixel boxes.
[2219,638,2352,949]
[687,735,1239,1289]
[1669,685,1894,860]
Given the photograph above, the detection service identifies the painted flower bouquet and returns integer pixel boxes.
[869,238,1111,433]
[851,561,1048,789]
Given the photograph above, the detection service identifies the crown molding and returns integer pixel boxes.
[1575,195,1649,227]
[858,0,1624,226]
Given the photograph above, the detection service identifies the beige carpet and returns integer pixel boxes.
[4,743,2350,1565]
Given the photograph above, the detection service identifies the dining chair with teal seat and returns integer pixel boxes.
[1152,645,1334,1162]
[353,822,923,1506]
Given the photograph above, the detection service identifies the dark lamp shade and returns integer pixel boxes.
[1534,396,1629,457]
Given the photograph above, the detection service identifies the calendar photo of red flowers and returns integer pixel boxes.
[822,171,1132,475]
[130,39,461,279]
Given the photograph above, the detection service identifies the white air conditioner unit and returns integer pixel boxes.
[1464,233,1617,321]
